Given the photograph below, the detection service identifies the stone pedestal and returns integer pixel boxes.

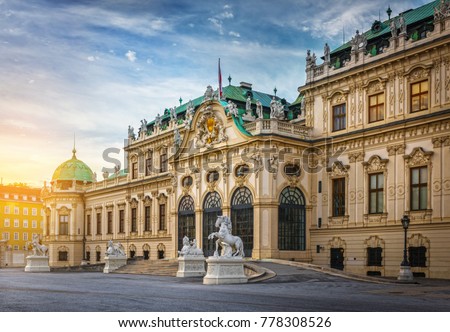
[103,255,127,273]
[398,265,414,282]
[177,255,206,277]
[24,255,50,272]
[203,257,248,285]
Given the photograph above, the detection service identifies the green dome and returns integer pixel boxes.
[52,149,94,183]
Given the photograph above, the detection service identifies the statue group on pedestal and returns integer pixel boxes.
[208,216,244,258]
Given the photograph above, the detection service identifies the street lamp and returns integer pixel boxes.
[398,215,414,281]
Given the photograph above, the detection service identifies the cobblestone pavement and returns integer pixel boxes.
[1,262,449,312]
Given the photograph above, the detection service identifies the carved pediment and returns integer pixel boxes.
[327,161,350,177]
[404,147,433,167]
[362,155,389,172]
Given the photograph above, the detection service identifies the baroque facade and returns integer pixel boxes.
[42,0,450,278]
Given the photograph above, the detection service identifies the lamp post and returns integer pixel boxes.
[398,215,414,281]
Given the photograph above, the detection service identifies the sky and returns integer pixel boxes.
[0,0,430,187]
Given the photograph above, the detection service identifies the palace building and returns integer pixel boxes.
[42,0,450,278]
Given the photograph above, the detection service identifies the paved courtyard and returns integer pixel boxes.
[1,262,450,312]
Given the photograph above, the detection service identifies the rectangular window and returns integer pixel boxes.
[22,195,27,200]
[409,246,427,267]
[144,206,151,231]
[159,204,166,231]
[14,207,19,215]
[131,208,137,232]
[119,210,125,233]
[4,193,9,199]
[410,166,427,211]
[96,251,101,262]
[107,211,113,234]
[32,220,37,228]
[23,208,28,215]
[58,251,68,261]
[14,232,19,240]
[59,215,69,235]
[132,162,138,180]
[23,220,28,228]
[367,247,383,266]
[23,233,28,241]
[4,206,10,214]
[86,214,91,235]
[145,151,153,176]
[32,208,37,216]
[31,196,36,202]
[4,219,10,227]
[160,150,168,173]
[96,212,102,235]
[332,104,346,132]
[14,219,19,227]
[2,232,9,240]
[332,178,346,217]
[13,195,18,200]
[369,93,384,123]
[86,251,91,262]
[369,173,384,214]
[411,80,428,113]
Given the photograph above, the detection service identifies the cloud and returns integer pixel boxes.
[208,17,224,35]
[220,11,234,19]
[125,50,137,62]
[229,31,240,38]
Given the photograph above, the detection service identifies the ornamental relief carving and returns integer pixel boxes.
[328,236,346,249]
[364,235,385,248]
[327,161,350,177]
[404,147,433,167]
[194,107,227,149]
[364,213,388,224]
[408,67,430,82]
[331,93,346,105]
[362,155,388,172]
[367,81,384,94]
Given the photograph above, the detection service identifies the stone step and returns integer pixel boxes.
[114,259,179,276]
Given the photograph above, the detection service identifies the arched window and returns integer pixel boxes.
[202,191,222,256]
[278,187,306,250]
[178,196,195,252]
[231,187,253,257]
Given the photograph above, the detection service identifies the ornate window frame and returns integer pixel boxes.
[404,147,433,219]
[405,65,432,114]
[407,233,430,276]
[57,206,70,236]
[362,155,389,223]
[364,235,385,275]
[365,79,386,123]
[326,161,350,225]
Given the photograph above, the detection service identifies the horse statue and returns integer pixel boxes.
[30,234,48,257]
[105,240,126,257]
[208,216,244,258]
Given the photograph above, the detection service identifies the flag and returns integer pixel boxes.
[218,58,223,99]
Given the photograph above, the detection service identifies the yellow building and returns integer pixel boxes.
[42,0,450,278]
[0,184,44,266]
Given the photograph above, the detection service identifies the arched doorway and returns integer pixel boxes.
[231,187,254,257]
[278,187,306,251]
[178,196,195,252]
[202,191,222,257]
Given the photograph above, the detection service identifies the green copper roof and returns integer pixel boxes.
[52,149,94,183]
[331,0,438,54]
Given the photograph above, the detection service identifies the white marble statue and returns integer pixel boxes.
[178,236,204,256]
[203,85,214,102]
[174,127,182,147]
[154,113,162,128]
[398,13,407,35]
[170,107,177,121]
[106,240,126,256]
[30,234,48,257]
[270,97,285,120]
[225,100,239,117]
[256,99,263,118]
[208,216,244,258]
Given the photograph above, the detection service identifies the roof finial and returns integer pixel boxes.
[72,133,77,158]
[228,74,232,86]
[387,5,392,21]
[273,86,277,97]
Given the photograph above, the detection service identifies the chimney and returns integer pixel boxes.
[239,82,252,90]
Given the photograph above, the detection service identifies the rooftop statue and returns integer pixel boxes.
[203,85,215,102]
[154,113,162,128]
[398,13,407,35]
[208,216,244,258]
[256,99,263,118]
[270,97,285,120]
[128,125,135,139]
[225,100,239,117]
